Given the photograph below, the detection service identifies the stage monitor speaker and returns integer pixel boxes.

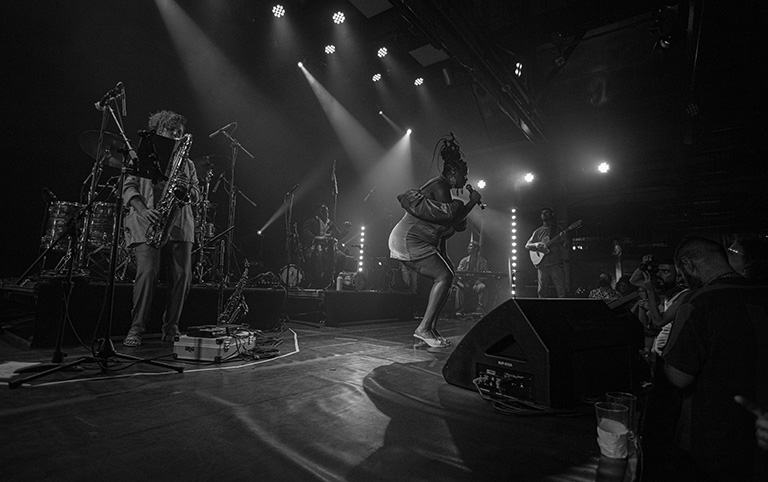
[442,298,644,408]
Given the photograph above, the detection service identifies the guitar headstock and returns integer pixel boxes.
[568,220,583,231]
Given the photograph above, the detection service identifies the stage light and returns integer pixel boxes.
[377,47,388,58]
[332,11,345,24]
[297,61,303,68]
[524,172,534,183]
[325,45,336,54]
[406,128,412,135]
[598,162,610,173]
[372,73,382,82]
[272,5,285,18]
[378,110,383,115]
[414,77,424,86]
[515,62,523,77]
[477,180,486,189]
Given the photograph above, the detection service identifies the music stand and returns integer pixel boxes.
[10,104,183,388]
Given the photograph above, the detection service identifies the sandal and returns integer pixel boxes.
[413,333,448,348]
[123,335,142,347]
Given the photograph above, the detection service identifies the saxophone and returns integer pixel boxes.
[218,260,250,325]
[146,133,194,248]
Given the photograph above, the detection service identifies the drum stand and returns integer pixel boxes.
[10,103,183,388]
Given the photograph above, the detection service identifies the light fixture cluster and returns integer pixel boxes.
[276,5,429,89]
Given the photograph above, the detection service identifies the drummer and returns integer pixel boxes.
[300,203,352,288]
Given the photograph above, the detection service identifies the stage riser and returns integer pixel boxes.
[32,282,284,348]
[30,282,417,347]
[286,290,416,326]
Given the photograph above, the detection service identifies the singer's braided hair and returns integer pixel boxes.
[148,110,187,135]
[439,135,467,176]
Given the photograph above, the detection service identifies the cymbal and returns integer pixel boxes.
[193,155,231,175]
[78,130,126,168]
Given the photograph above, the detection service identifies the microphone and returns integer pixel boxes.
[94,82,123,111]
[363,186,376,202]
[208,122,237,138]
[286,184,299,195]
[42,187,59,204]
[465,184,486,210]
[212,172,225,193]
[119,82,127,116]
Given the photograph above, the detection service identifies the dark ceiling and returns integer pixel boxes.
[1,0,766,279]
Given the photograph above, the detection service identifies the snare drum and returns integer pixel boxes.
[40,201,81,252]
[87,201,115,249]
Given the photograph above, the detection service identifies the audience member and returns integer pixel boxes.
[588,272,621,301]
[662,236,768,481]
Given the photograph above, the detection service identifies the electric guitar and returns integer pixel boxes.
[529,220,582,267]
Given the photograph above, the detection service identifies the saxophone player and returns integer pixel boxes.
[122,110,200,347]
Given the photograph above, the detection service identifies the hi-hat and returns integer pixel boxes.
[78,130,126,168]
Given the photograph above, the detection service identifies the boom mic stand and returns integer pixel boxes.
[10,99,183,388]
[210,123,255,285]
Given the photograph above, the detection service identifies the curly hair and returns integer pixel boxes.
[148,110,186,134]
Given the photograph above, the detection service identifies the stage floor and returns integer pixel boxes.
[1,300,636,481]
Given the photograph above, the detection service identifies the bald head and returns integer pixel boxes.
[675,236,735,287]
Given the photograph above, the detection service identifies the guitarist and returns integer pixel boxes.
[525,206,568,298]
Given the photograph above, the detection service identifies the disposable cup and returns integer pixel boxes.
[594,402,629,459]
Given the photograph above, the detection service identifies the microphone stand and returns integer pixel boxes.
[10,102,183,388]
[216,129,255,285]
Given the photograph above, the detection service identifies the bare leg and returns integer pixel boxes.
[403,252,453,341]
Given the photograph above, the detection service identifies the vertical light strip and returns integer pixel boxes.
[510,208,517,297]
[358,226,366,272]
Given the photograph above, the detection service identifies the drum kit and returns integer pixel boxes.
[26,130,231,284]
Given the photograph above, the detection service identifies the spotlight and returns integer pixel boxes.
[514,62,523,77]
[598,162,610,173]
[297,61,303,68]
[325,45,336,54]
[406,128,412,135]
[378,110,383,115]
[377,47,388,58]
[477,180,486,189]
[524,172,534,183]
[272,5,285,18]
[414,77,424,86]
[372,73,382,82]
[332,11,345,24]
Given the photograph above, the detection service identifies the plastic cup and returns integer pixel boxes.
[606,391,637,436]
[594,402,629,459]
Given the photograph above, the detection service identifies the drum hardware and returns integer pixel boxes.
[11,86,184,389]
[78,130,127,169]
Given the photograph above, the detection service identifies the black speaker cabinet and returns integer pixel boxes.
[443,298,644,408]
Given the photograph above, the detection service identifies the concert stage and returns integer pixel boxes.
[0,277,418,348]
[1,300,637,482]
